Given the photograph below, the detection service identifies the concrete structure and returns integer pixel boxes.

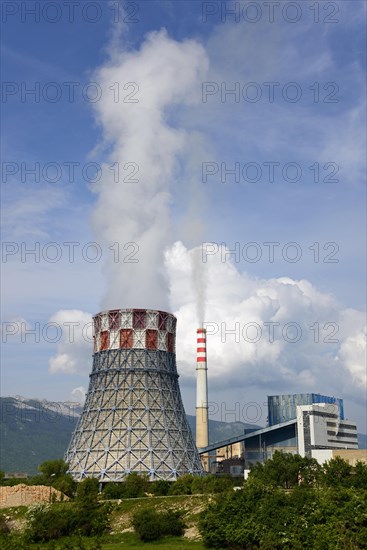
[66,309,203,482]
[297,403,358,458]
[311,448,367,465]
[196,328,209,470]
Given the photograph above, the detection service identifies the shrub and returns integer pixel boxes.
[26,503,77,542]
[168,474,194,495]
[25,479,111,542]
[151,479,171,496]
[132,508,186,542]
[132,509,163,542]
[103,472,149,499]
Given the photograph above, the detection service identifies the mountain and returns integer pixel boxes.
[0,397,83,475]
[1,397,365,475]
[0,396,259,475]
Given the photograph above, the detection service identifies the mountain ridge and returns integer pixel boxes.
[0,396,259,474]
[1,396,366,475]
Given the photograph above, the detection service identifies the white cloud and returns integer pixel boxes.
[166,242,366,398]
[48,310,93,374]
[71,386,87,403]
[48,242,366,404]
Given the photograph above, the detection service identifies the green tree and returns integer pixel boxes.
[199,475,367,549]
[102,473,150,499]
[35,459,76,498]
[121,472,149,497]
[249,451,320,489]
[26,478,111,542]
[75,477,99,505]
[321,456,353,487]
[38,459,69,478]
[353,460,367,488]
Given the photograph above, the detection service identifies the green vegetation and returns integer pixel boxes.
[199,451,367,549]
[0,532,206,549]
[132,508,186,542]
[2,453,367,549]
[25,478,111,543]
[102,472,236,499]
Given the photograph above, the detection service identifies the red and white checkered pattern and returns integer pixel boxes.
[93,309,176,353]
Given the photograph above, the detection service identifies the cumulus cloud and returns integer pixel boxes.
[166,242,366,396]
[48,242,366,402]
[48,310,92,374]
[71,386,87,403]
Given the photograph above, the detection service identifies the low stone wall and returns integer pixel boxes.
[0,484,68,508]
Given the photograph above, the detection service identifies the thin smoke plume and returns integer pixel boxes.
[191,247,207,326]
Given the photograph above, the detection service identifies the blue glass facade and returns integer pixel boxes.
[268,393,344,426]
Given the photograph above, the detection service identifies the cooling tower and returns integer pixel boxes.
[65,309,203,482]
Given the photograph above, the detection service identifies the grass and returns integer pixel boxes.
[0,506,28,519]
[101,532,205,548]
[2,532,206,549]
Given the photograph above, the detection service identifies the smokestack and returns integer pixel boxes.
[196,327,209,470]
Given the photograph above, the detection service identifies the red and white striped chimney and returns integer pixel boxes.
[196,328,209,459]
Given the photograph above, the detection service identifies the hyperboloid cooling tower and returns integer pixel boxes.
[65,308,203,482]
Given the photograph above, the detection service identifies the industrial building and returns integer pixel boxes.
[268,393,344,426]
[66,309,203,482]
[65,307,361,482]
[199,393,359,471]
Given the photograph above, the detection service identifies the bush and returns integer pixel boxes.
[26,503,78,542]
[132,508,186,542]
[26,479,111,542]
[151,479,171,496]
[168,474,194,495]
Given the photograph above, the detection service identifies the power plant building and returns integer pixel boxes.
[268,393,344,426]
[65,309,203,482]
[199,393,359,470]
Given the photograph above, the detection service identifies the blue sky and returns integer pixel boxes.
[1,1,366,431]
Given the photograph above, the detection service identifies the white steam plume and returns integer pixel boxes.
[91,30,208,310]
[191,246,207,326]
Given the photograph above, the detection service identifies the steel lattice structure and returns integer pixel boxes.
[65,309,203,481]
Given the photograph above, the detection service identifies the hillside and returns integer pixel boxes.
[0,397,83,474]
[0,396,258,475]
